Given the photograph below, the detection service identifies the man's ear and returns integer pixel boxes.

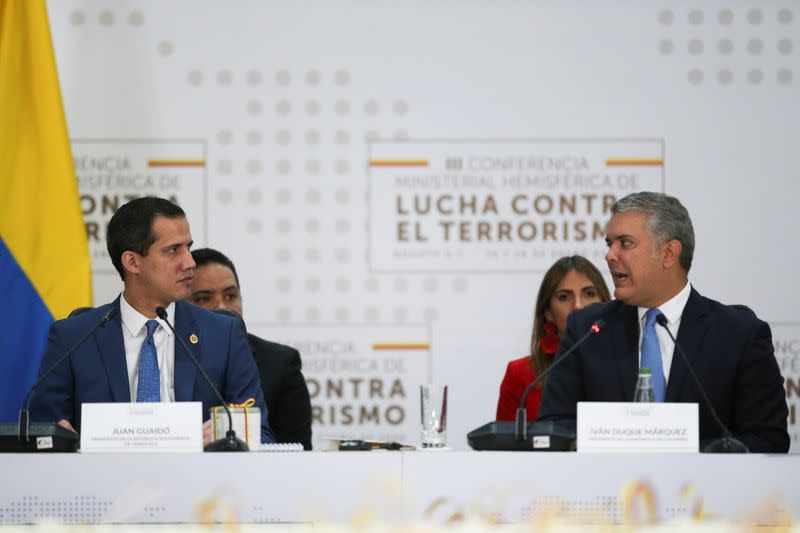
[120,251,141,276]
[661,239,682,269]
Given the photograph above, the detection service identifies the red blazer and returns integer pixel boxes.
[496,356,543,421]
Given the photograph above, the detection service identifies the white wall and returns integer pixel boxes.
[48,0,800,450]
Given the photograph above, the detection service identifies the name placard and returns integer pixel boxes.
[81,402,203,453]
[577,402,699,453]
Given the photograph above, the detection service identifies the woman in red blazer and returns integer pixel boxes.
[496,256,610,421]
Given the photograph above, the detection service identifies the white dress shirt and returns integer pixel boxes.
[637,281,692,386]
[120,294,176,402]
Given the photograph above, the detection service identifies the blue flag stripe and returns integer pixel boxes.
[0,237,53,421]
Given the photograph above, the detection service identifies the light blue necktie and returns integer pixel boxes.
[641,309,666,402]
[136,320,161,402]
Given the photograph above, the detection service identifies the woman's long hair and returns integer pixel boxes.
[529,256,611,385]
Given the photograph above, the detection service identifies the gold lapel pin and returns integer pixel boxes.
[189,333,199,344]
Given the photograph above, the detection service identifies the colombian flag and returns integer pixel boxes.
[0,1,91,421]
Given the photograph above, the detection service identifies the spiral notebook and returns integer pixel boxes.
[255,442,304,452]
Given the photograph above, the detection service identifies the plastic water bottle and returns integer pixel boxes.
[633,368,656,403]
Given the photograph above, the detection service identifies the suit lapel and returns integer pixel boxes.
[666,288,710,402]
[96,298,130,402]
[615,304,640,401]
[173,301,198,402]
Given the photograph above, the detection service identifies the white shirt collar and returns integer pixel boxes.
[120,293,175,338]
[637,281,691,326]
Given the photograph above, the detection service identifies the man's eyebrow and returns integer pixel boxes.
[160,239,193,250]
[192,289,211,296]
[222,285,239,292]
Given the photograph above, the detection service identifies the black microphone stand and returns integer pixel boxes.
[17,307,119,443]
[156,306,248,452]
[655,315,748,453]
[466,319,605,451]
[515,320,605,440]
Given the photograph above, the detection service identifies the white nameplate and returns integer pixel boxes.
[80,402,203,453]
[577,402,699,453]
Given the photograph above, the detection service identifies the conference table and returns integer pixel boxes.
[0,452,797,525]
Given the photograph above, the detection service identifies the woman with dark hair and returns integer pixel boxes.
[496,255,611,421]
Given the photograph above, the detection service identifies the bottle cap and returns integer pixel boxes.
[639,367,652,375]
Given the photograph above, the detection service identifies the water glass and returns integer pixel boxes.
[420,384,448,448]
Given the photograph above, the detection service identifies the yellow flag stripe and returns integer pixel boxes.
[148,159,206,167]
[0,0,92,319]
[372,342,430,350]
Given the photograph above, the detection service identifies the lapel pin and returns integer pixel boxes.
[189,333,199,344]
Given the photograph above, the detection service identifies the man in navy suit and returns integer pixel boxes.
[538,192,789,453]
[30,197,275,445]
[188,248,312,449]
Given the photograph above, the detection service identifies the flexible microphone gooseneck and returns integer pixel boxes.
[155,306,248,452]
[515,320,605,440]
[18,307,119,442]
[655,314,748,453]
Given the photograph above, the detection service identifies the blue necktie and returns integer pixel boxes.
[641,309,666,402]
[136,320,161,402]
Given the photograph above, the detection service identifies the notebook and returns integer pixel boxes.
[254,442,304,452]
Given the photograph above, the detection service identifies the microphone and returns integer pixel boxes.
[515,320,605,440]
[155,306,248,452]
[655,314,748,453]
[17,307,119,443]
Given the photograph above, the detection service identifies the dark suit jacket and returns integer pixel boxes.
[538,288,789,453]
[247,333,312,450]
[30,298,276,444]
